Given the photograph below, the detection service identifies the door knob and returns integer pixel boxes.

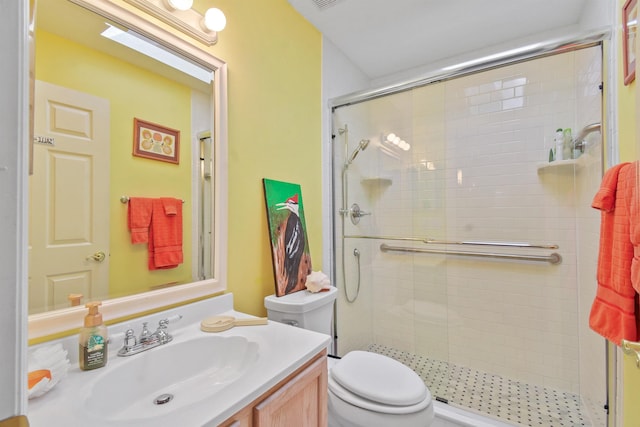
[86,251,106,262]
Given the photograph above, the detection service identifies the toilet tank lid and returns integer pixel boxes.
[264,286,337,314]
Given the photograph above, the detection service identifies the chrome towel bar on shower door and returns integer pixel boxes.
[345,234,558,250]
[379,243,562,265]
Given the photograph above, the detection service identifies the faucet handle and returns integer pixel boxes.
[155,315,182,334]
[154,318,174,344]
[123,329,137,350]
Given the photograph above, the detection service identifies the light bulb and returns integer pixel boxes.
[166,0,193,11]
[393,136,401,145]
[203,8,226,32]
[386,133,396,142]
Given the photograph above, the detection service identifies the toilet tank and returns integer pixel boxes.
[264,287,337,336]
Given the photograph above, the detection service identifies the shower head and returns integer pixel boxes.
[346,139,370,166]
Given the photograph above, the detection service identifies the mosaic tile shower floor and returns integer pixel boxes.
[366,344,605,427]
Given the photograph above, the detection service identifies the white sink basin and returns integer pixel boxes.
[82,335,258,422]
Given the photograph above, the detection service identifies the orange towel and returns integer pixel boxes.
[148,198,183,270]
[627,162,640,294]
[589,162,639,345]
[127,197,153,244]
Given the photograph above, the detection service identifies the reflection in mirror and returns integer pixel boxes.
[28,0,226,329]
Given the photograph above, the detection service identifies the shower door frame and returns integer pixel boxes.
[329,28,615,426]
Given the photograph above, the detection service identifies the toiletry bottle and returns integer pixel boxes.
[562,128,573,160]
[79,301,108,371]
[573,138,582,159]
[554,128,564,161]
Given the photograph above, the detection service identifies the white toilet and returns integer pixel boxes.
[264,287,434,427]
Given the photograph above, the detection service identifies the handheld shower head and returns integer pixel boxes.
[346,139,370,165]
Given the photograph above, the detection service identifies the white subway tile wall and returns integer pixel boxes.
[333,46,604,424]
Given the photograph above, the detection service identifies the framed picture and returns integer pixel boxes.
[262,178,312,297]
[132,118,180,164]
[623,0,638,85]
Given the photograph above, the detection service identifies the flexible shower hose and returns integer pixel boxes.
[340,124,361,303]
[343,245,361,303]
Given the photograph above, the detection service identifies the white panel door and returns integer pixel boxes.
[29,81,110,313]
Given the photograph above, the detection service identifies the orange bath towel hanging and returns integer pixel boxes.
[127,197,153,244]
[589,162,640,345]
[148,197,183,270]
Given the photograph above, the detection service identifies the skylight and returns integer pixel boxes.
[101,24,213,84]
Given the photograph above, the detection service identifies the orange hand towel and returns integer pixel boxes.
[589,162,638,345]
[127,197,153,244]
[148,198,183,270]
[163,198,178,216]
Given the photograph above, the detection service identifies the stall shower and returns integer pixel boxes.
[332,45,606,426]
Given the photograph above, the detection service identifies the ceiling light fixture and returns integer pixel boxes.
[123,0,225,46]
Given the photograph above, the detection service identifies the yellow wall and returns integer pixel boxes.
[195,0,322,315]
[35,30,194,297]
[616,0,640,423]
[618,0,637,163]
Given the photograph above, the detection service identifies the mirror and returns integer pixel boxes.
[28,0,227,338]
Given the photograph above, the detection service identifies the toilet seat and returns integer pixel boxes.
[328,351,432,415]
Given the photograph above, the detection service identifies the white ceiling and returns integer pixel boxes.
[288,0,597,80]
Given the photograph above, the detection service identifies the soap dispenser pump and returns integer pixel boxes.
[79,301,108,371]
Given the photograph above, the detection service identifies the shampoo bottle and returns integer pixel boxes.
[79,301,108,371]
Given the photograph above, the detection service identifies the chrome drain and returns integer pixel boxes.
[154,393,174,405]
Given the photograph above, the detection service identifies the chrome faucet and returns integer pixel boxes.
[117,315,182,357]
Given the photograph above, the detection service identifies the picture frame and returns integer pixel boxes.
[262,178,313,297]
[132,118,180,164]
[623,0,638,85]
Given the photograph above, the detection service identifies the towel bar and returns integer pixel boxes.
[379,243,562,265]
[120,196,184,204]
[344,234,558,250]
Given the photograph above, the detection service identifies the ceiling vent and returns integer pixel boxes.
[311,0,344,11]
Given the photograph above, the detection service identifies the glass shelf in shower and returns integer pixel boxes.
[360,177,393,186]
[536,158,581,174]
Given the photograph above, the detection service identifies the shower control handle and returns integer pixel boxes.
[352,207,371,218]
[339,203,371,224]
[348,203,370,225]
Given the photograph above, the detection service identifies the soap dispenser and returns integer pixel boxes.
[79,301,108,371]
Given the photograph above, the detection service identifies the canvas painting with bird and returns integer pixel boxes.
[263,179,313,296]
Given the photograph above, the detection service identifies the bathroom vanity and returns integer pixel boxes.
[27,294,330,426]
[219,350,327,426]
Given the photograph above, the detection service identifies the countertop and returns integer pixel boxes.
[27,293,330,427]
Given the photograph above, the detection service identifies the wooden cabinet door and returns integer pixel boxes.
[253,354,327,427]
[219,413,251,427]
